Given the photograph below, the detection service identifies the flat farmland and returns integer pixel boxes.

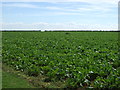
[2,31,120,88]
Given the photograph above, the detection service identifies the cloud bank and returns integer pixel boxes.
[1,22,118,31]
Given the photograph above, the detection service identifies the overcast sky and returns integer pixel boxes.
[1,0,119,30]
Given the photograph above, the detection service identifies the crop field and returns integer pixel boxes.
[2,31,120,88]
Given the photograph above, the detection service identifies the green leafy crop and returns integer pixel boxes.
[2,31,120,88]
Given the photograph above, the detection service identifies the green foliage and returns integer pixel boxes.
[2,31,120,88]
